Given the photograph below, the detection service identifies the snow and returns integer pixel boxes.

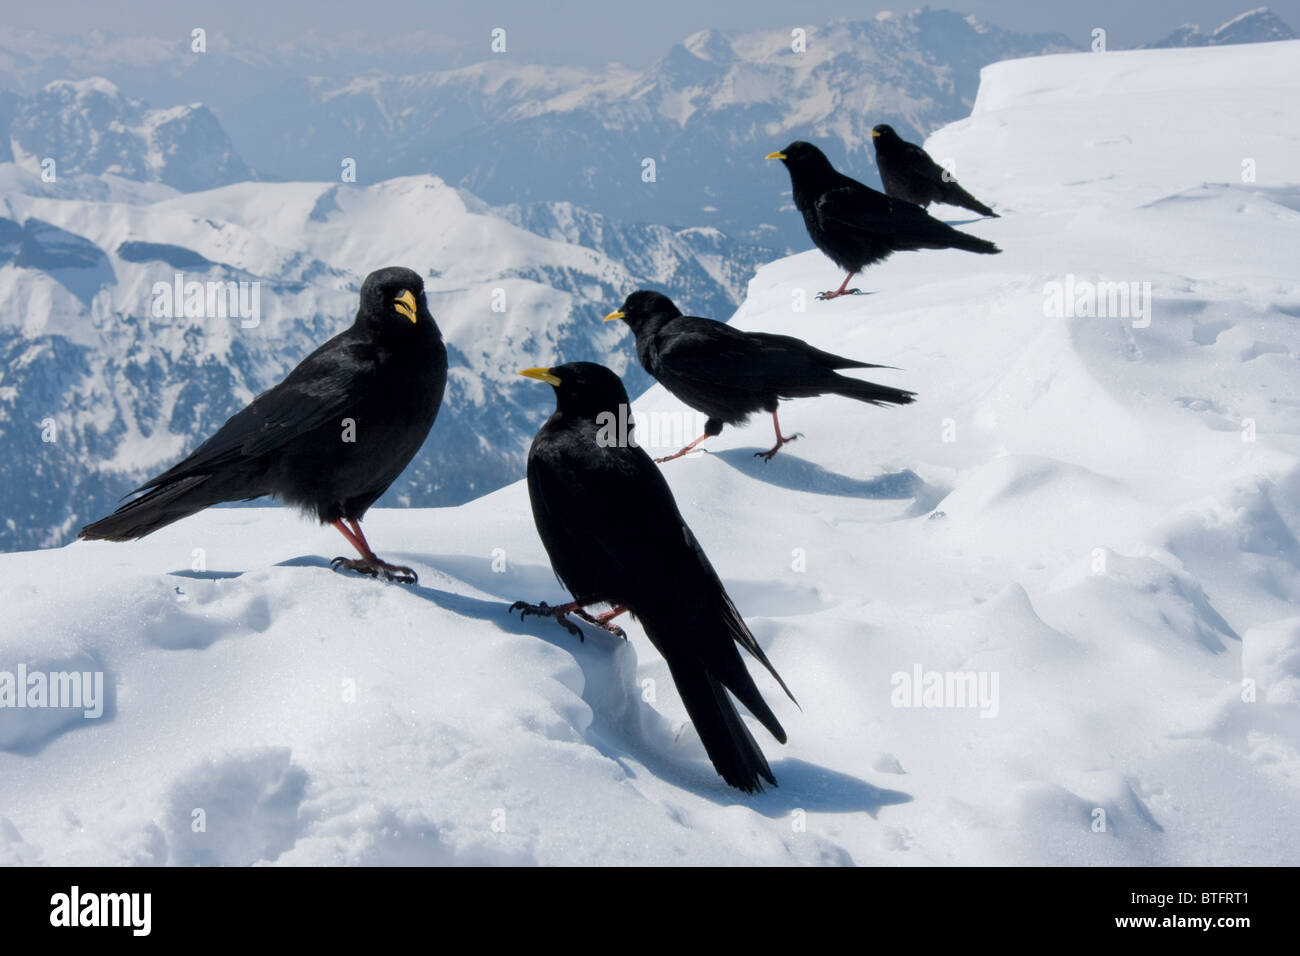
[3,41,1300,866]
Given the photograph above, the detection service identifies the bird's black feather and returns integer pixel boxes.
[611,290,915,436]
[872,124,999,218]
[79,266,447,542]
[770,140,999,278]
[519,362,794,792]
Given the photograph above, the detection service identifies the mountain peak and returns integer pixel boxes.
[1211,6,1296,42]
[1144,6,1296,47]
[43,76,123,97]
[8,80,252,191]
[680,28,734,62]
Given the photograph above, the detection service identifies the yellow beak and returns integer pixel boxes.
[518,367,562,387]
[871,130,880,139]
[393,289,418,324]
[765,151,786,160]
[603,310,626,323]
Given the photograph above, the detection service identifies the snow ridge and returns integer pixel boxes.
[2,40,1299,866]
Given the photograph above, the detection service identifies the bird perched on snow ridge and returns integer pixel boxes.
[605,290,915,462]
[511,361,795,793]
[766,140,1000,300]
[871,123,999,218]
[79,266,447,584]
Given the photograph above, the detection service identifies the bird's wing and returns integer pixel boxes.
[817,185,908,231]
[658,320,887,387]
[901,140,948,182]
[528,431,795,703]
[817,185,958,242]
[744,331,891,370]
[815,185,891,226]
[526,435,685,601]
[656,321,796,390]
[137,336,378,491]
[678,520,797,704]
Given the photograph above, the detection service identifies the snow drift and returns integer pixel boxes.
[2,40,1299,866]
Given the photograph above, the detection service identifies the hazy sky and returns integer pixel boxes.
[7,1,1296,66]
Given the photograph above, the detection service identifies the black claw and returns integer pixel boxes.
[511,600,547,617]
[331,556,416,584]
[509,600,584,640]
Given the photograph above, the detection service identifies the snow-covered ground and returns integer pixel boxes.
[3,40,1299,866]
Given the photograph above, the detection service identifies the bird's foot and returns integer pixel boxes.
[331,555,418,585]
[815,288,864,300]
[509,600,585,641]
[573,606,628,640]
[754,433,801,462]
[508,601,628,641]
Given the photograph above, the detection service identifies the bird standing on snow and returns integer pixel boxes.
[511,361,795,793]
[605,290,915,462]
[871,124,999,218]
[766,140,1000,300]
[79,266,447,584]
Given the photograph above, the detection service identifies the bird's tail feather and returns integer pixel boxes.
[666,658,779,793]
[820,356,899,371]
[943,183,998,218]
[949,229,1000,254]
[831,376,917,408]
[79,475,218,541]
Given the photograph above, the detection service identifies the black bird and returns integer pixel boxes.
[79,266,447,584]
[511,361,795,793]
[605,290,915,462]
[871,124,999,218]
[766,140,1000,299]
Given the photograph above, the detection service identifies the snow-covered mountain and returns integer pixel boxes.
[212,9,1077,243]
[0,168,769,552]
[2,38,1297,866]
[1145,7,1296,48]
[1,9,1290,241]
[0,9,1077,244]
[2,78,252,191]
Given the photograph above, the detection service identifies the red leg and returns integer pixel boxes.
[817,272,861,300]
[346,519,376,557]
[655,432,711,464]
[754,410,802,461]
[330,518,418,584]
[332,519,370,556]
